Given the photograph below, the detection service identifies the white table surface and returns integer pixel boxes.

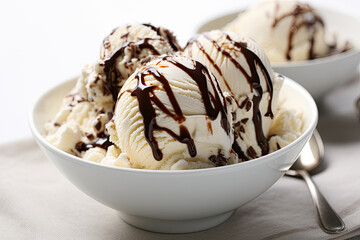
[0,0,359,144]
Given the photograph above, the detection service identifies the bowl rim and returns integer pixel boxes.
[196,5,360,68]
[29,76,318,175]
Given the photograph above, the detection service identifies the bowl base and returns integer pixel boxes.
[119,210,235,233]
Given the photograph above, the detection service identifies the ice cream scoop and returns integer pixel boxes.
[224,0,330,62]
[107,55,237,170]
[184,30,283,161]
[44,23,305,170]
[100,23,181,101]
[44,23,180,161]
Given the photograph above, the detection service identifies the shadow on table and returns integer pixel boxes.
[316,75,360,144]
[317,113,360,143]
[111,179,320,240]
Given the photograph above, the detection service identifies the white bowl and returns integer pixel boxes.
[197,7,360,99]
[29,77,317,233]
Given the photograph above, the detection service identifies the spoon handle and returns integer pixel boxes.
[298,170,347,234]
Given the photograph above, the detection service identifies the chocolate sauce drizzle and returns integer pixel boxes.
[142,23,181,52]
[271,3,324,60]
[102,38,161,101]
[186,35,238,107]
[130,56,230,161]
[186,32,274,160]
[75,132,112,152]
[100,24,180,102]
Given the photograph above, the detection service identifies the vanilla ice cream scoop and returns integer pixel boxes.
[99,23,181,101]
[107,55,237,170]
[224,0,330,62]
[184,30,283,160]
[45,23,180,162]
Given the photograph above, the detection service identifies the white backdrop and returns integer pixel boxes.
[1,0,359,144]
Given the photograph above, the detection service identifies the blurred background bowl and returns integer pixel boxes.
[197,6,360,99]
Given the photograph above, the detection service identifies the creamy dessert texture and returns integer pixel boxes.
[107,55,237,170]
[224,0,352,62]
[184,31,283,160]
[44,23,180,160]
[44,23,303,170]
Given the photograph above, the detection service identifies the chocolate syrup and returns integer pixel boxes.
[240,96,250,109]
[186,36,237,107]
[75,132,112,152]
[328,40,353,56]
[101,27,118,59]
[102,38,160,101]
[187,33,274,159]
[232,141,249,161]
[209,151,228,166]
[207,121,213,134]
[142,23,181,52]
[247,146,257,159]
[130,56,230,161]
[272,3,324,60]
[131,65,193,160]
[166,56,230,133]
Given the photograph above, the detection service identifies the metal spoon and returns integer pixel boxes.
[286,130,347,234]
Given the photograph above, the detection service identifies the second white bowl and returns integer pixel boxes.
[197,6,360,98]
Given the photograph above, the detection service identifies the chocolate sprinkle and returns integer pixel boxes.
[75,132,112,152]
[241,118,249,124]
[94,121,102,131]
[209,151,228,166]
[102,38,161,101]
[247,146,257,159]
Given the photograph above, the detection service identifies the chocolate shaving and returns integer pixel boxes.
[209,152,228,166]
